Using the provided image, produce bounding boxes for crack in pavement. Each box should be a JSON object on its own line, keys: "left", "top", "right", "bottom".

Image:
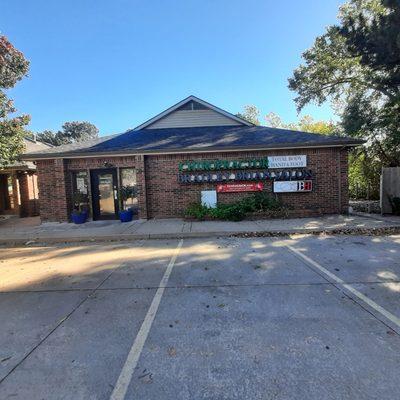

{"left": 1, "top": 280, "right": 400, "bottom": 294}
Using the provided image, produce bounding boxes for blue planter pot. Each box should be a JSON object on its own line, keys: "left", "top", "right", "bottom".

{"left": 71, "top": 212, "right": 87, "bottom": 224}
{"left": 119, "top": 209, "right": 133, "bottom": 223}
{"left": 81, "top": 209, "right": 89, "bottom": 220}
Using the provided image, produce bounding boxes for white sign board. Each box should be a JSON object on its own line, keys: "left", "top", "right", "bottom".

{"left": 76, "top": 178, "right": 87, "bottom": 194}
{"left": 274, "top": 180, "right": 313, "bottom": 193}
{"left": 201, "top": 190, "right": 217, "bottom": 208}
{"left": 268, "top": 155, "right": 307, "bottom": 169}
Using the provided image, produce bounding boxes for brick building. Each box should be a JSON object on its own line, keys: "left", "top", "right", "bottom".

{"left": 1, "top": 137, "right": 51, "bottom": 218}
{"left": 23, "top": 96, "right": 362, "bottom": 222}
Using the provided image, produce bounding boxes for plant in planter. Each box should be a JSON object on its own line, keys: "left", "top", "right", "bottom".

{"left": 71, "top": 191, "right": 89, "bottom": 224}
{"left": 118, "top": 185, "right": 137, "bottom": 222}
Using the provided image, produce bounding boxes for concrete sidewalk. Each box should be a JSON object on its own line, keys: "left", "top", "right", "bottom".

{"left": 0, "top": 213, "right": 400, "bottom": 245}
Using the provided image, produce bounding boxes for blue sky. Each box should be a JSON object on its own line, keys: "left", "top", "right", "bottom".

{"left": 2, "top": 0, "right": 343, "bottom": 136}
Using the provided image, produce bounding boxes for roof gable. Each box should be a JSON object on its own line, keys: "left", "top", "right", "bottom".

{"left": 134, "top": 95, "right": 254, "bottom": 130}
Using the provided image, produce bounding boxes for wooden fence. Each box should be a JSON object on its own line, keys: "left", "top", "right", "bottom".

{"left": 380, "top": 167, "right": 400, "bottom": 214}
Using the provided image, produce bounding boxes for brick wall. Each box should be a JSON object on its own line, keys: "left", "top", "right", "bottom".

{"left": 35, "top": 147, "right": 349, "bottom": 222}
{"left": 36, "top": 160, "right": 68, "bottom": 221}
{"left": 37, "top": 156, "right": 147, "bottom": 221}
{"left": 144, "top": 147, "right": 350, "bottom": 218}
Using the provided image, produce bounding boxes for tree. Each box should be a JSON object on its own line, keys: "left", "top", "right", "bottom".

{"left": 265, "top": 112, "right": 337, "bottom": 135}
{"left": 348, "top": 149, "right": 381, "bottom": 199}
{"left": 288, "top": 0, "right": 400, "bottom": 167}
{"left": 293, "top": 115, "right": 338, "bottom": 135}
{"left": 264, "top": 112, "right": 284, "bottom": 128}
{"left": 61, "top": 121, "right": 99, "bottom": 143}
{"left": 0, "top": 36, "right": 30, "bottom": 167}
{"left": 236, "top": 105, "right": 260, "bottom": 125}
{"left": 35, "top": 130, "right": 66, "bottom": 146}
{"left": 37, "top": 121, "right": 99, "bottom": 146}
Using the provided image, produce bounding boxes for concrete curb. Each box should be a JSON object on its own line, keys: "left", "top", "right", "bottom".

{"left": 1, "top": 225, "right": 400, "bottom": 246}
{"left": 350, "top": 211, "right": 400, "bottom": 224}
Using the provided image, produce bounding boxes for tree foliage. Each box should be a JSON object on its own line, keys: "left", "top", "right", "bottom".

{"left": 236, "top": 105, "right": 260, "bottom": 125}
{"left": 288, "top": 0, "right": 400, "bottom": 167}
{"left": 37, "top": 121, "right": 99, "bottom": 146}
{"left": 237, "top": 105, "right": 338, "bottom": 135}
{"left": 348, "top": 149, "right": 381, "bottom": 199}
{"left": 265, "top": 112, "right": 337, "bottom": 135}
{"left": 0, "top": 35, "right": 30, "bottom": 167}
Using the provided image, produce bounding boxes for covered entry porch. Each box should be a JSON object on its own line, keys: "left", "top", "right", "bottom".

{"left": 0, "top": 169, "right": 39, "bottom": 218}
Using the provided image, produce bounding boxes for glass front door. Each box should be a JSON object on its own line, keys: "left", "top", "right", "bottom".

{"left": 90, "top": 169, "right": 119, "bottom": 220}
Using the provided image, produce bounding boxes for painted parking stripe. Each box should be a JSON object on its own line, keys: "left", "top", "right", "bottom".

{"left": 110, "top": 239, "right": 184, "bottom": 400}
{"left": 286, "top": 244, "right": 400, "bottom": 329}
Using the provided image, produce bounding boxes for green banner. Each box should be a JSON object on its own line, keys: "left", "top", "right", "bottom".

{"left": 178, "top": 158, "right": 269, "bottom": 172}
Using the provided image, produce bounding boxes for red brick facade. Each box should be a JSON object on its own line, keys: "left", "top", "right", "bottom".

{"left": 35, "top": 146, "right": 349, "bottom": 222}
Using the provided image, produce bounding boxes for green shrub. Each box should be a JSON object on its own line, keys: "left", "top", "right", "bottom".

{"left": 209, "top": 203, "right": 246, "bottom": 221}
{"left": 184, "top": 192, "right": 286, "bottom": 221}
{"left": 184, "top": 203, "right": 209, "bottom": 220}
{"left": 252, "top": 192, "right": 282, "bottom": 211}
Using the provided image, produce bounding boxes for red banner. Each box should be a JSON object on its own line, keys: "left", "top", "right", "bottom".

{"left": 217, "top": 182, "right": 263, "bottom": 193}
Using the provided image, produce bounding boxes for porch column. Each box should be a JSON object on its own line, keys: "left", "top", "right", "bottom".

{"left": 11, "top": 172, "right": 20, "bottom": 215}
{"left": 18, "top": 172, "right": 29, "bottom": 217}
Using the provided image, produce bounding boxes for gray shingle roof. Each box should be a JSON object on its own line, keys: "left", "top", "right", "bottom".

{"left": 1, "top": 137, "right": 53, "bottom": 169}
{"left": 22, "top": 126, "right": 363, "bottom": 159}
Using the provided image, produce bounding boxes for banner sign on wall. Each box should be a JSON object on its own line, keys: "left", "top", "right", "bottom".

{"left": 273, "top": 180, "right": 313, "bottom": 193}
{"left": 178, "top": 155, "right": 307, "bottom": 172}
{"left": 178, "top": 168, "right": 312, "bottom": 184}
{"left": 217, "top": 182, "right": 263, "bottom": 193}
{"left": 268, "top": 155, "right": 307, "bottom": 169}
{"left": 178, "top": 158, "right": 269, "bottom": 172}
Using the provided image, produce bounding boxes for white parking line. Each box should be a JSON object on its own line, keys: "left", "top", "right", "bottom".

{"left": 286, "top": 244, "right": 400, "bottom": 329}
{"left": 110, "top": 239, "right": 184, "bottom": 400}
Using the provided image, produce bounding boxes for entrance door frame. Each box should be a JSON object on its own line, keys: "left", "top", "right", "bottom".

{"left": 90, "top": 168, "right": 119, "bottom": 220}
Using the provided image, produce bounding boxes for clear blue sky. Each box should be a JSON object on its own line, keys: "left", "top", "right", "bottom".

{"left": 2, "top": 0, "right": 343, "bottom": 136}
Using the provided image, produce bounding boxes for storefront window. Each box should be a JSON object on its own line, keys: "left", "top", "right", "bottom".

{"left": 7, "top": 175, "right": 14, "bottom": 210}
{"left": 120, "top": 168, "right": 137, "bottom": 211}
{"left": 72, "top": 171, "right": 89, "bottom": 211}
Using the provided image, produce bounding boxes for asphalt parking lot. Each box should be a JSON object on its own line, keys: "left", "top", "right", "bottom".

{"left": 0, "top": 235, "right": 399, "bottom": 400}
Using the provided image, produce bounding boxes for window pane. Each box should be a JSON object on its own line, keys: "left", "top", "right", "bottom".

{"left": 120, "top": 168, "right": 137, "bottom": 211}
{"left": 72, "top": 171, "right": 89, "bottom": 212}
{"left": 121, "top": 168, "right": 136, "bottom": 186}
